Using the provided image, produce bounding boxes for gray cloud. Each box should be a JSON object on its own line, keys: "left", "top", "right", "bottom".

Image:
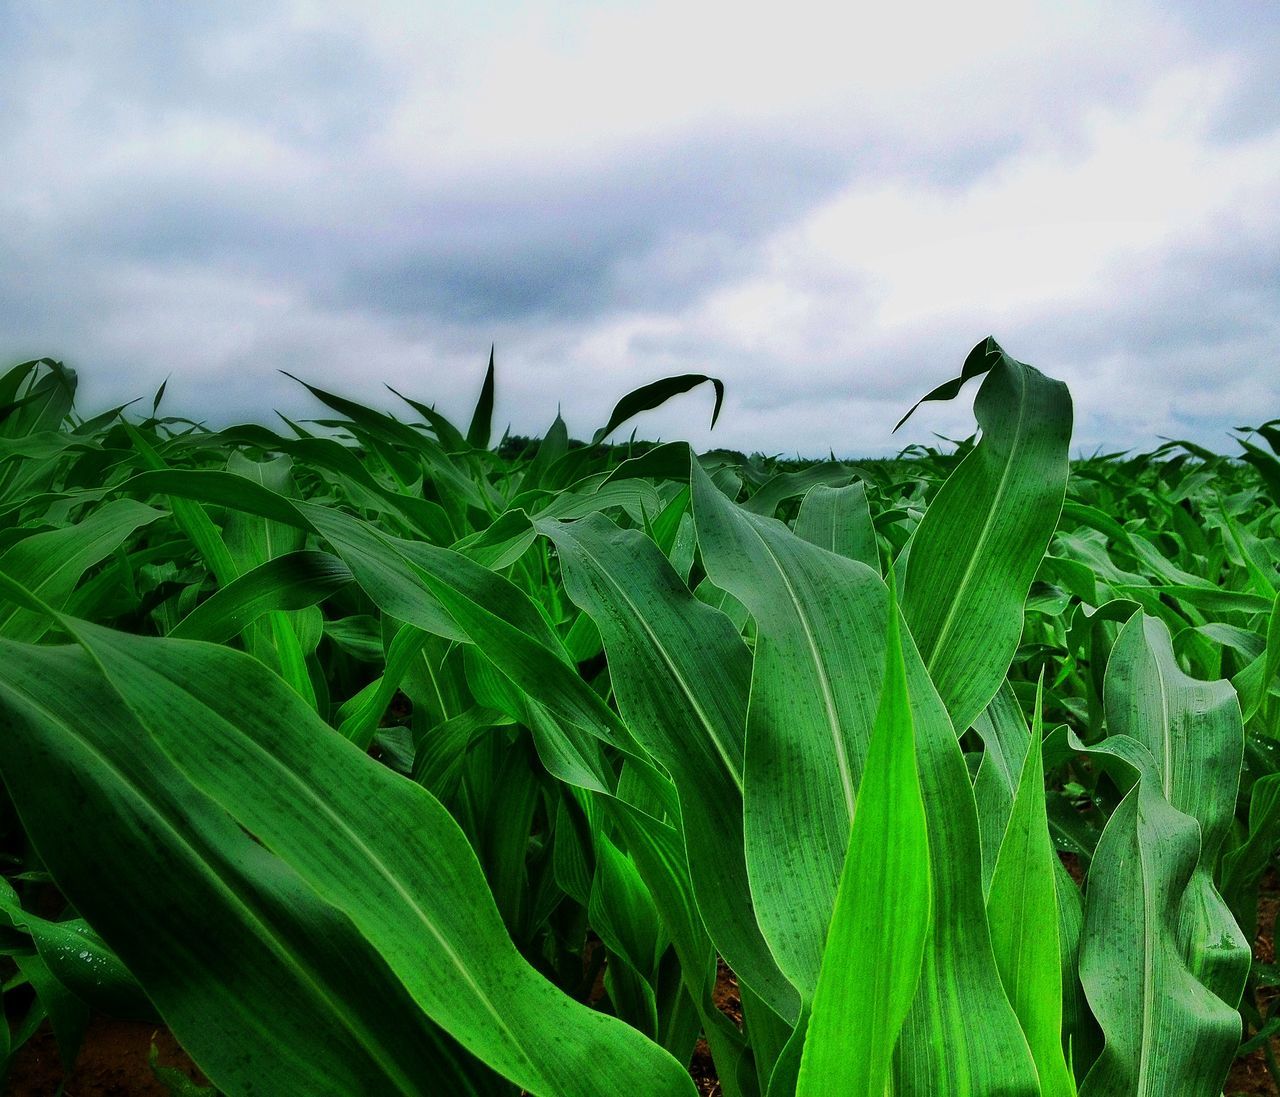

{"left": 0, "top": 1, "right": 1276, "bottom": 458}
{"left": 0, "top": 2, "right": 396, "bottom": 148}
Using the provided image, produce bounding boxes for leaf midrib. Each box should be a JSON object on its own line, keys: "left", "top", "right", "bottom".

{"left": 918, "top": 367, "right": 1031, "bottom": 684}
{"left": 738, "top": 514, "right": 855, "bottom": 820}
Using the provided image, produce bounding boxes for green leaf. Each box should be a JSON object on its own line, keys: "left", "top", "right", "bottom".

{"left": 592, "top": 374, "right": 724, "bottom": 445}
{"left": 1103, "top": 614, "right": 1250, "bottom": 1006}
{"left": 0, "top": 630, "right": 502, "bottom": 1095}
{"left": 692, "top": 458, "right": 876, "bottom": 991}
{"left": 901, "top": 337, "right": 1072, "bottom": 732}
{"left": 793, "top": 482, "right": 878, "bottom": 571}
{"left": 1078, "top": 772, "right": 1241, "bottom": 1097}
{"left": 0, "top": 498, "right": 163, "bottom": 641}
{"left": 169, "top": 550, "right": 352, "bottom": 643}
{"left": 743, "top": 464, "right": 859, "bottom": 519}
{"left": 1075, "top": 612, "right": 1250, "bottom": 1095}
{"left": 972, "top": 684, "right": 1090, "bottom": 1063}
{"left": 1221, "top": 773, "right": 1280, "bottom": 934}
{"left": 691, "top": 461, "right": 1039, "bottom": 1094}
{"left": 123, "top": 422, "right": 242, "bottom": 588}
{"left": 985, "top": 682, "right": 1075, "bottom": 1097}
{"left": 468, "top": 346, "right": 497, "bottom": 449}
{"left": 796, "top": 581, "right": 931, "bottom": 1095}
{"left": 149, "top": 1039, "right": 217, "bottom": 1097}
{"left": 0, "top": 877, "right": 150, "bottom": 1018}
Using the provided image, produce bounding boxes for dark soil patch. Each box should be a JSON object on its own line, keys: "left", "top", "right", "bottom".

{"left": 691, "top": 959, "right": 743, "bottom": 1096}
{"left": 1229, "top": 1050, "right": 1279, "bottom": 1097}
{"left": 689, "top": 1042, "right": 721, "bottom": 1097}
{"left": 711, "top": 958, "right": 743, "bottom": 1028}
{"left": 1226, "top": 869, "right": 1279, "bottom": 1096}
{"left": 5, "top": 1016, "right": 209, "bottom": 1096}
{"left": 1059, "top": 850, "right": 1086, "bottom": 886}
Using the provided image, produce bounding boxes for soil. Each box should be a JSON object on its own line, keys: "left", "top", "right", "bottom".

{"left": 1227, "top": 870, "right": 1280, "bottom": 1096}
{"left": 1059, "top": 850, "right": 1086, "bottom": 886}
{"left": 4, "top": 1016, "right": 209, "bottom": 1096}
{"left": 690, "top": 959, "right": 743, "bottom": 1097}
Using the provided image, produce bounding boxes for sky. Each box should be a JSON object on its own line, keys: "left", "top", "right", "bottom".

{"left": 1, "top": 0, "right": 1277, "bottom": 456}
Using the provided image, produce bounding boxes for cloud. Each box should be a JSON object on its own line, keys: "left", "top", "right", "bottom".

{"left": 0, "top": 0, "right": 1276, "bottom": 456}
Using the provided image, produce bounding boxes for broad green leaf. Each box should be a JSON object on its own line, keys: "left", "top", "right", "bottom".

{"left": 1116, "top": 583, "right": 1273, "bottom": 617}
{"left": 902, "top": 337, "right": 1072, "bottom": 732}
{"left": 169, "top": 550, "right": 352, "bottom": 643}
{"left": 0, "top": 877, "right": 149, "bottom": 1018}
{"left": 973, "top": 684, "right": 1090, "bottom": 1068}
{"left": 0, "top": 630, "right": 503, "bottom": 1096}
{"left": 692, "top": 459, "right": 876, "bottom": 989}
{"left": 1103, "top": 614, "right": 1250, "bottom": 1006}
{"left": 985, "top": 684, "right": 1076, "bottom": 1097}
{"left": 743, "top": 464, "right": 859, "bottom": 518}
{"left": 793, "top": 482, "right": 878, "bottom": 571}
{"left": 1078, "top": 770, "right": 1242, "bottom": 1097}
{"left": 1076, "top": 613, "right": 1250, "bottom": 1095}
{"left": 796, "top": 588, "right": 930, "bottom": 1096}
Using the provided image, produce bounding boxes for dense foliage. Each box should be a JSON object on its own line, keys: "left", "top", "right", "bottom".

{"left": 0, "top": 341, "right": 1276, "bottom": 1096}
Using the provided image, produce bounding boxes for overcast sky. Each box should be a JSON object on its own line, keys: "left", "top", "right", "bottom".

{"left": 2, "top": 1, "right": 1277, "bottom": 456}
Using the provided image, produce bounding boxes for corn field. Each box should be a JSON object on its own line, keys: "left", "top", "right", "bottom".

{"left": 0, "top": 338, "right": 1277, "bottom": 1096}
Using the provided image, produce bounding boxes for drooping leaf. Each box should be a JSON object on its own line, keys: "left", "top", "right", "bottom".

{"left": 901, "top": 338, "right": 1072, "bottom": 733}
{"left": 592, "top": 374, "right": 724, "bottom": 445}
